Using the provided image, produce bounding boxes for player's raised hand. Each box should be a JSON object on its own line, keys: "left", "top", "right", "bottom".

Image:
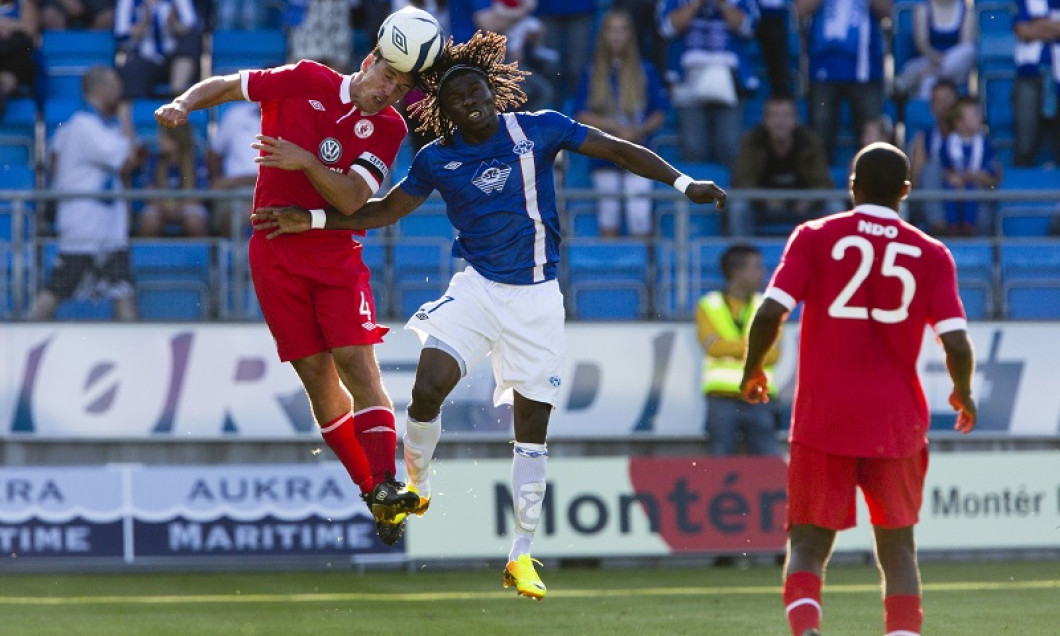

{"left": 154, "top": 101, "right": 189, "bottom": 128}
{"left": 949, "top": 390, "right": 977, "bottom": 434}
{"left": 686, "top": 181, "right": 727, "bottom": 210}
{"left": 252, "top": 135, "right": 315, "bottom": 171}
{"left": 252, "top": 206, "right": 313, "bottom": 239}
{"left": 741, "top": 369, "right": 770, "bottom": 404}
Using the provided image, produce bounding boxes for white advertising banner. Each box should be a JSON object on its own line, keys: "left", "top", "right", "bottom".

{"left": 409, "top": 452, "right": 1060, "bottom": 559}
{"left": 0, "top": 323, "right": 1057, "bottom": 439}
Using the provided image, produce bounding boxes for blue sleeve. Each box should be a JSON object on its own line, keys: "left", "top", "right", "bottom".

{"left": 399, "top": 146, "right": 436, "bottom": 198}
{"left": 528, "top": 110, "right": 590, "bottom": 152}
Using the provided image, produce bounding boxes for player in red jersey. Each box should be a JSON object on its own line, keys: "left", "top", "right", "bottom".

{"left": 741, "top": 143, "right": 977, "bottom": 636}
{"left": 154, "top": 42, "right": 424, "bottom": 544}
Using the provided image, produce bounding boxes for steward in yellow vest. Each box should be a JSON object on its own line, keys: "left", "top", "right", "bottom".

{"left": 695, "top": 244, "right": 781, "bottom": 455}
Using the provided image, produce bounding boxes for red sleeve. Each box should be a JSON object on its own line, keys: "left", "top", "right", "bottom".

{"left": 241, "top": 60, "right": 318, "bottom": 104}
{"left": 350, "top": 110, "right": 407, "bottom": 192}
{"left": 928, "top": 245, "right": 966, "bottom": 329}
{"left": 766, "top": 223, "right": 813, "bottom": 310}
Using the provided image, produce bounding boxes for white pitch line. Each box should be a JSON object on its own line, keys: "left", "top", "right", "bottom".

{"left": 0, "top": 580, "right": 1056, "bottom": 606}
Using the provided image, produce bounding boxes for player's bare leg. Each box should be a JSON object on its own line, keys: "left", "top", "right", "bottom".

{"left": 784, "top": 524, "right": 835, "bottom": 636}
{"left": 874, "top": 525, "right": 923, "bottom": 635}
{"left": 503, "top": 393, "right": 550, "bottom": 600}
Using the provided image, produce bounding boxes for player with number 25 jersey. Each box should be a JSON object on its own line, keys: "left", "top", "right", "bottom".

{"left": 765, "top": 201, "right": 965, "bottom": 458}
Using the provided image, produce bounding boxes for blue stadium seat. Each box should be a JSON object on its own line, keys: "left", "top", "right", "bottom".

{"left": 978, "top": 2, "right": 1017, "bottom": 73}
{"left": 568, "top": 204, "right": 599, "bottom": 237}
{"left": 0, "top": 143, "right": 30, "bottom": 166}
{"left": 211, "top": 29, "right": 288, "bottom": 75}
{"left": 43, "top": 98, "right": 84, "bottom": 140}
{"left": 132, "top": 241, "right": 214, "bottom": 320}
{"left": 1004, "top": 281, "right": 1060, "bottom": 319}
{"left": 1000, "top": 240, "right": 1060, "bottom": 280}
{"left": 39, "top": 30, "right": 116, "bottom": 102}
{"left": 959, "top": 280, "right": 992, "bottom": 320}
{"left": 137, "top": 284, "right": 208, "bottom": 320}
{"left": 999, "top": 208, "right": 1059, "bottom": 236}
{"left": 566, "top": 240, "right": 649, "bottom": 320}
{"left": 1001, "top": 167, "right": 1060, "bottom": 191}
{"left": 392, "top": 238, "right": 452, "bottom": 317}
{"left": 397, "top": 209, "right": 453, "bottom": 238}
{"left": 657, "top": 207, "right": 722, "bottom": 239}
{"left": 54, "top": 298, "right": 115, "bottom": 320}
{"left": 0, "top": 98, "right": 37, "bottom": 161}
{"left": 0, "top": 164, "right": 35, "bottom": 244}
{"left": 903, "top": 99, "right": 933, "bottom": 137}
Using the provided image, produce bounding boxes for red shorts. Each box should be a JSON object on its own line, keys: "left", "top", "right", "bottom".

{"left": 786, "top": 442, "right": 928, "bottom": 531}
{"left": 249, "top": 231, "right": 388, "bottom": 362}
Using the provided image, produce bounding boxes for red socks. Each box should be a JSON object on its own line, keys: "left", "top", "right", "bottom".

{"left": 320, "top": 413, "right": 373, "bottom": 495}
{"left": 884, "top": 594, "right": 922, "bottom": 635}
{"left": 783, "top": 571, "right": 822, "bottom": 636}
{"left": 353, "top": 407, "right": 398, "bottom": 486}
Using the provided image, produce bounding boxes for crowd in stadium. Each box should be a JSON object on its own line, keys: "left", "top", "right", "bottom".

{"left": 2, "top": 0, "right": 1060, "bottom": 321}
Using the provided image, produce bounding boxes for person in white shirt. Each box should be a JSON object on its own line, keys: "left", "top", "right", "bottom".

{"left": 207, "top": 100, "right": 260, "bottom": 237}
{"left": 30, "top": 66, "right": 142, "bottom": 321}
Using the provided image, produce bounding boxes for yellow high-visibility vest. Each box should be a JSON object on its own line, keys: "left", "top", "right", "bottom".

{"left": 700, "top": 291, "right": 776, "bottom": 395}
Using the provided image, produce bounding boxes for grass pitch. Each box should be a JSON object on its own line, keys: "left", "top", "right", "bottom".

{"left": 0, "top": 560, "right": 1056, "bottom": 635}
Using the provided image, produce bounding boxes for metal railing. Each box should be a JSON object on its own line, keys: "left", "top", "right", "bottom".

{"left": 2, "top": 186, "right": 1059, "bottom": 321}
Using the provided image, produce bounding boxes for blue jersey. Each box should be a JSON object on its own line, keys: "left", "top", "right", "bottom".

{"left": 399, "top": 111, "right": 590, "bottom": 285}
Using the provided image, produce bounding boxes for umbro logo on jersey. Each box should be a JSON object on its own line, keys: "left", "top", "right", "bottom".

{"left": 308, "top": 100, "right": 325, "bottom": 111}
{"left": 319, "top": 137, "right": 342, "bottom": 164}
{"left": 444, "top": 161, "right": 462, "bottom": 170}
{"left": 362, "top": 321, "right": 377, "bottom": 330}
{"left": 472, "top": 159, "right": 511, "bottom": 194}
{"left": 513, "top": 139, "right": 535, "bottom": 155}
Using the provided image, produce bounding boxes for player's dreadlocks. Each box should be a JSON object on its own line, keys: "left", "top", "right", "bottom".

{"left": 411, "top": 31, "right": 529, "bottom": 145}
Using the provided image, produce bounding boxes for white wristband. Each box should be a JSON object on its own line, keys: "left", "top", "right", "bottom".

{"left": 309, "top": 208, "right": 326, "bottom": 230}
{"left": 673, "top": 174, "right": 693, "bottom": 194}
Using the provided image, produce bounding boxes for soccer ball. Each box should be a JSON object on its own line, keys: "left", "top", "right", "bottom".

{"left": 376, "top": 7, "right": 444, "bottom": 74}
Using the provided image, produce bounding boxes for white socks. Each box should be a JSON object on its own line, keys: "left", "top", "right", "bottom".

{"left": 509, "top": 442, "right": 548, "bottom": 562}
{"left": 403, "top": 414, "right": 441, "bottom": 496}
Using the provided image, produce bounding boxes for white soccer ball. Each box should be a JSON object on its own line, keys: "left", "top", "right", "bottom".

{"left": 376, "top": 7, "right": 444, "bottom": 74}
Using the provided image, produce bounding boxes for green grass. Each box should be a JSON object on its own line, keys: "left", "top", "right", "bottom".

{"left": 0, "top": 560, "right": 1056, "bottom": 635}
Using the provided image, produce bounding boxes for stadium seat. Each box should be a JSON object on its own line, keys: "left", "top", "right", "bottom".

{"left": 657, "top": 206, "right": 722, "bottom": 239}
{"left": 137, "top": 282, "right": 209, "bottom": 320}
{"left": 1004, "top": 280, "right": 1060, "bottom": 319}
{"left": 999, "top": 208, "right": 1059, "bottom": 236}
{"left": 568, "top": 204, "right": 599, "bottom": 237}
{"left": 392, "top": 238, "right": 452, "bottom": 317}
{"left": 959, "top": 280, "right": 993, "bottom": 320}
{"left": 892, "top": 1, "right": 918, "bottom": 73}
{"left": 43, "top": 98, "right": 84, "bottom": 140}
{"left": 1000, "top": 240, "right": 1060, "bottom": 280}
{"left": 903, "top": 99, "right": 933, "bottom": 137}
{"left": 977, "top": 2, "right": 1017, "bottom": 73}
{"left": 0, "top": 164, "right": 35, "bottom": 244}
{"left": 39, "top": 30, "right": 116, "bottom": 103}
{"left": 0, "top": 97, "right": 37, "bottom": 161}
{"left": 131, "top": 241, "right": 214, "bottom": 319}
{"left": 566, "top": 240, "right": 649, "bottom": 320}
{"left": 211, "top": 29, "right": 288, "bottom": 75}
{"left": 397, "top": 209, "right": 453, "bottom": 238}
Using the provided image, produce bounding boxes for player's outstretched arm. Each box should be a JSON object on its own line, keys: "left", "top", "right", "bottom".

{"left": 940, "top": 330, "right": 977, "bottom": 433}
{"left": 253, "top": 184, "right": 427, "bottom": 238}
{"left": 155, "top": 74, "right": 244, "bottom": 128}
{"left": 576, "top": 128, "right": 726, "bottom": 210}
{"left": 741, "top": 298, "right": 787, "bottom": 403}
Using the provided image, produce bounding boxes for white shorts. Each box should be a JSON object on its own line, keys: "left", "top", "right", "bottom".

{"left": 404, "top": 266, "right": 566, "bottom": 407}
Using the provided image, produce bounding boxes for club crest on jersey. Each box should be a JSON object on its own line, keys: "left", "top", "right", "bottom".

{"left": 355, "top": 120, "right": 374, "bottom": 139}
{"left": 472, "top": 159, "right": 511, "bottom": 194}
{"left": 318, "top": 137, "right": 342, "bottom": 164}
{"left": 513, "top": 139, "right": 535, "bottom": 155}
{"left": 308, "top": 99, "right": 325, "bottom": 111}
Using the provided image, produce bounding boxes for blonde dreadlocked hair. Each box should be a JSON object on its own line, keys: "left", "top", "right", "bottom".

{"left": 411, "top": 31, "right": 529, "bottom": 145}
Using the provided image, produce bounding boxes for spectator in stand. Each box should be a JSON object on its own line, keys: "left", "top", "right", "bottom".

{"left": 798, "top": 0, "right": 890, "bottom": 164}
{"left": 611, "top": 0, "right": 667, "bottom": 78}
{"left": 114, "top": 0, "right": 202, "bottom": 99}
{"left": 755, "top": 0, "right": 793, "bottom": 98}
{"left": 893, "top": 0, "right": 976, "bottom": 100}
{"left": 138, "top": 123, "right": 210, "bottom": 237}
{"left": 908, "top": 79, "right": 958, "bottom": 233}
{"left": 448, "top": 0, "right": 555, "bottom": 109}
{"left": 287, "top": 0, "right": 352, "bottom": 73}
{"left": 208, "top": 100, "right": 260, "bottom": 237}
{"left": 659, "top": 0, "right": 759, "bottom": 167}
{"left": 940, "top": 97, "right": 1002, "bottom": 236}
{"left": 573, "top": 9, "right": 669, "bottom": 238}
{"left": 30, "top": 67, "right": 142, "bottom": 321}
{"left": 860, "top": 114, "right": 894, "bottom": 146}
{"left": 1013, "top": 0, "right": 1060, "bottom": 167}
{"left": 0, "top": 0, "right": 37, "bottom": 117}
{"left": 39, "top": 0, "right": 114, "bottom": 29}
{"left": 728, "top": 96, "right": 836, "bottom": 236}
{"left": 533, "top": 0, "right": 595, "bottom": 107}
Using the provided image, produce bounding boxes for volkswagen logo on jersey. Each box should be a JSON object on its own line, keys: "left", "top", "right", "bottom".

{"left": 355, "top": 120, "right": 374, "bottom": 139}
{"left": 513, "top": 139, "right": 535, "bottom": 155}
{"left": 472, "top": 159, "right": 511, "bottom": 194}
{"left": 318, "top": 137, "right": 342, "bottom": 164}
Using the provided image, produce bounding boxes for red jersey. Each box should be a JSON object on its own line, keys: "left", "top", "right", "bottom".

{"left": 239, "top": 59, "right": 406, "bottom": 238}
{"left": 766, "top": 204, "right": 966, "bottom": 458}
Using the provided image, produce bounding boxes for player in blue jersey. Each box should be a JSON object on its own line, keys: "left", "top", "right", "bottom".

{"left": 253, "top": 31, "right": 726, "bottom": 599}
